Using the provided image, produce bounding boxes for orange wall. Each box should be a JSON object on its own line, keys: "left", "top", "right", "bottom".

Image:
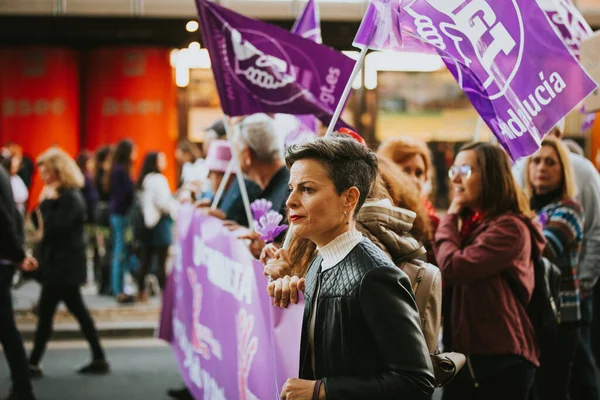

{"left": 84, "top": 47, "right": 178, "bottom": 189}
{"left": 591, "top": 112, "right": 600, "bottom": 169}
{"left": 0, "top": 48, "right": 80, "bottom": 209}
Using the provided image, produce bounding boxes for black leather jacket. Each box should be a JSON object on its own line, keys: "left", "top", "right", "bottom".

{"left": 300, "top": 239, "right": 435, "bottom": 400}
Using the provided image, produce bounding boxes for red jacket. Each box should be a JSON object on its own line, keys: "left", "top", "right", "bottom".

{"left": 434, "top": 213, "right": 545, "bottom": 366}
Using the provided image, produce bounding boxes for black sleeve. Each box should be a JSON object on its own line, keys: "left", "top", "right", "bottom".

{"left": 0, "top": 197, "right": 26, "bottom": 263}
{"left": 324, "top": 266, "right": 435, "bottom": 400}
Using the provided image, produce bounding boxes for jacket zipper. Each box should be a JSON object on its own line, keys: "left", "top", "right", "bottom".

{"left": 466, "top": 357, "right": 480, "bottom": 388}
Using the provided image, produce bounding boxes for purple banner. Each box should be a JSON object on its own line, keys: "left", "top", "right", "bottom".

{"left": 195, "top": 0, "right": 355, "bottom": 129}
{"left": 159, "top": 205, "right": 304, "bottom": 399}
{"left": 354, "top": 0, "right": 598, "bottom": 160}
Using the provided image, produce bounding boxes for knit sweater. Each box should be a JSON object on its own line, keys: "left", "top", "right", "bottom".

{"left": 534, "top": 197, "right": 584, "bottom": 323}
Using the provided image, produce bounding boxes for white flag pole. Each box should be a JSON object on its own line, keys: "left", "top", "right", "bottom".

{"left": 324, "top": 44, "right": 368, "bottom": 137}
{"left": 473, "top": 117, "right": 484, "bottom": 142}
{"left": 223, "top": 116, "right": 254, "bottom": 229}
{"left": 210, "top": 160, "right": 234, "bottom": 210}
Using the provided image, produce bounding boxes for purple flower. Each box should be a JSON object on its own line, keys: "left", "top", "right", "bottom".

{"left": 256, "top": 210, "right": 288, "bottom": 243}
{"left": 250, "top": 199, "right": 273, "bottom": 222}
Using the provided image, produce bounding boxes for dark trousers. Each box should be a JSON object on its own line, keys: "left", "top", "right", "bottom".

{"left": 29, "top": 285, "right": 105, "bottom": 365}
{"left": 137, "top": 245, "right": 169, "bottom": 292}
{"left": 0, "top": 265, "right": 32, "bottom": 393}
{"left": 535, "top": 323, "right": 579, "bottom": 400}
{"left": 442, "top": 355, "right": 536, "bottom": 400}
{"left": 592, "top": 284, "right": 600, "bottom": 367}
{"left": 571, "top": 296, "right": 600, "bottom": 400}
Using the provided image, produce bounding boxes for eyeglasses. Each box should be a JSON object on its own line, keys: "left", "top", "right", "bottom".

{"left": 448, "top": 165, "right": 472, "bottom": 180}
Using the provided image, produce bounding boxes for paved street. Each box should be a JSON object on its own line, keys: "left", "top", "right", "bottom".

{"left": 0, "top": 339, "right": 183, "bottom": 400}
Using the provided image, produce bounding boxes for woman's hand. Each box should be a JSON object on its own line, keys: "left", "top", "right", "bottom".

{"left": 260, "top": 243, "right": 280, "bottom": 264}
{"left": 39, "top": 183, "right": 59, "bottom": 202}
{"left": 267, "top": 275, "right": 305, "bottom": 308}
{"left": 447, "top": 196, "right": 466, "bottom": 216}
{"left": 238, "top": 231, "right": 266, "bottom": 259}
{"left": 264, "top": 248, "right": 292, "bottom": 280}
{"left": 280, "top": 379, "right": 324, "bottom": 400}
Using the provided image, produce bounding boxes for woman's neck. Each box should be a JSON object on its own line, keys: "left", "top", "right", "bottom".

{"left": 313, "top": 222, "right": 355, "bottom": 249}
{"left": 531, "top": 187, "right": 562, "bottom": 211}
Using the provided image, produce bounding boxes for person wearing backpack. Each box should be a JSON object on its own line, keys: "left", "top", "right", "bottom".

{"left": 525, "top": 137, "right": 585, "bottom": 400}
{"left": 435, "top": 143, "right": 544, "bottom": 400}
{"left": 136, "top": 152, "right": 178, "bottom": 303}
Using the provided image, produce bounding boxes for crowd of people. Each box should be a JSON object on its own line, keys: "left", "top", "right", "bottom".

{"left": 1, "top": 113, "right": 600, "bottom": 400}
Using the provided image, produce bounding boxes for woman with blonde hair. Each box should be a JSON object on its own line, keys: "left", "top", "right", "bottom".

{"left": 525, "top": 137, "right": 583, "bottom": 400}
{"left": 28, "top": 148, "right": 109, "bottom": 377}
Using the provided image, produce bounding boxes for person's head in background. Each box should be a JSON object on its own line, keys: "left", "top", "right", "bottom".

{"left": 205, "top": 140, "right": 234, "bottom": 194}
{"left": 112, "top": 139, "right": 136, "bottom": 173}
{"left": 175, "top": 139, "right": 202, "bottom": 167}
{"left": 95, "top": 146, "right": 113, "bottom": 172}
{"left": 377, "top": 137, "right": 432, "bottom": 196}
{"left": 562, "top": 139, "right": 585, "bottom": 157}
{"left": 202, "top": 119, "right": 227, "bottom": 157}
{"left": 595, "top": 149, "right": 600, "bottom": 171}
{"left": 450, "top": 142, "right": 531, "bottom": 219}
{"left": 3, "top": 143, "right": 23, "bottom": 176}
{"left": 233, "top": 113, "right": 285, "bottom": 188}
{"left": 137, "top": 152, "right": 167, "bottom": 189}
{"left": 37, "top": 147, "right": 84, "bottom": 190}
{"left": 0, "top": 148, "right": 12, "bottom": 174}
{"left": 76, "top": 150, "right": 95, "bottom": 177}
{"left": 525, "top": 137, "right": 576, "bottom": 200}
{"left": 373, "top": 156, "right": 432, "bottom": 243}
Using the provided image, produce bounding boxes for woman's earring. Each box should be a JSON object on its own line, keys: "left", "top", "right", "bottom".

{"left": 343, "top": 210, "right": 348, "bottom": 217}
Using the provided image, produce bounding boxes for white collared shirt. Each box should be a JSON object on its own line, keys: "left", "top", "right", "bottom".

{"left": 317, "top": 229, "right": 363, "bottom": 272}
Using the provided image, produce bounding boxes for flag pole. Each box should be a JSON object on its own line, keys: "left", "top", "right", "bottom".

{"left": 324, "top": 44, "right": 368, "bottom": 136}
{"left": 210, "top": 160, "right": 234, "bottom": 210}
{"left": 222, "top": 116, "right": 255, "bottom": 229}
{"left": 473, "top": 117, "right": 484, "bottom": 142}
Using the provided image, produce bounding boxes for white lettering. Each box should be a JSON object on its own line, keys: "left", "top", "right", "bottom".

{"left": 494, "top": 70, "right": 568, "bottom": 140}
{"left": 193, "top": 236, "right": 254, "bottom": 305}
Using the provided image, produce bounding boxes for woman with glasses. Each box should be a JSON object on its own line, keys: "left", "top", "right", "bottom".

{"left": 525, "top": 138, "right": 583, "bottom": 400}
{"left": 435, "top": 143, "right": 543, "bottom": 400}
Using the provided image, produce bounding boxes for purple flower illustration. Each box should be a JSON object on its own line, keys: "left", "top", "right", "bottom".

{"left": 250, "top": 199, "right": 273, "bottom": 222}
{"left": 256, "top": 211, "right": 288, "bottom": 243}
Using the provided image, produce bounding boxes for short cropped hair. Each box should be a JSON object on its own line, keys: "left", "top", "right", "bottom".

{"left": 234, "top": 113, "right": 284, "bottom": 163}
{"left": 285, "top": 135, "right": 378, "bottom": 216}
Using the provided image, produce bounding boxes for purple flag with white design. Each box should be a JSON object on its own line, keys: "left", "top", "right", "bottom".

{"left": 537, "top": 0, "right": 593, "bottom": 58}
{"left": 287, "top": 0, "right": 322, "bottom": 145}
{"left": 354, "top": 0, "right": 598, "bottom": 160}
{"left": 195, "top": 0, "right": 355, "bottom": 129}
{"left": 292, "top": 0, "right": 322, "bottom": 44}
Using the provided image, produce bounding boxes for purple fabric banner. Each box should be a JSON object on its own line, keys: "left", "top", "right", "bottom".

{"left": 159, "top": 205, "right": 304, "bottom": 399}
{"left": 195, "top": 0, "right": 355, "bottom": 129}
{"left": 354, "top": 0, "right": 598, "bottom": 160}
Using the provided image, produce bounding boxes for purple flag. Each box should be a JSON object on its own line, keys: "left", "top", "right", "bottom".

{"left": 292, "top": 0, "right": 322, "bottom": 44}
{"left": 537, "top": 0, "right": 593, "bottom": 58}
{"left": 354, "top": 0, "right": 598, "bottom": 160}
{"left": 196, "top": 0, "right": 355, "bottom": 129}
{"left": 159, "top": 205, "right": 304, "bottom": 399}
{"left": 582, "top": 112, "right": 596, "bottom": 132}
{"left": 288, "top": 0, "right": 322, "bottom": 144}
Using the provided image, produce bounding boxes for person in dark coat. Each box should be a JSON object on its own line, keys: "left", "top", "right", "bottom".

{"left": 28, "top": 148, "right": 109, "bottom": 377}
{"left": 268, "top": 136, "right": 435, "bottom": 400}
{"left": 0, "top": 164, "right": 38, "bottom": 400}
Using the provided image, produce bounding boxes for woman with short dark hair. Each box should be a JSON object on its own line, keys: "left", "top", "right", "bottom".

{"left": 435, "top": 143, "right": 542, "bottom": 400}
{"left": 269, "top": 136, "right": 435, "bottom": 400}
